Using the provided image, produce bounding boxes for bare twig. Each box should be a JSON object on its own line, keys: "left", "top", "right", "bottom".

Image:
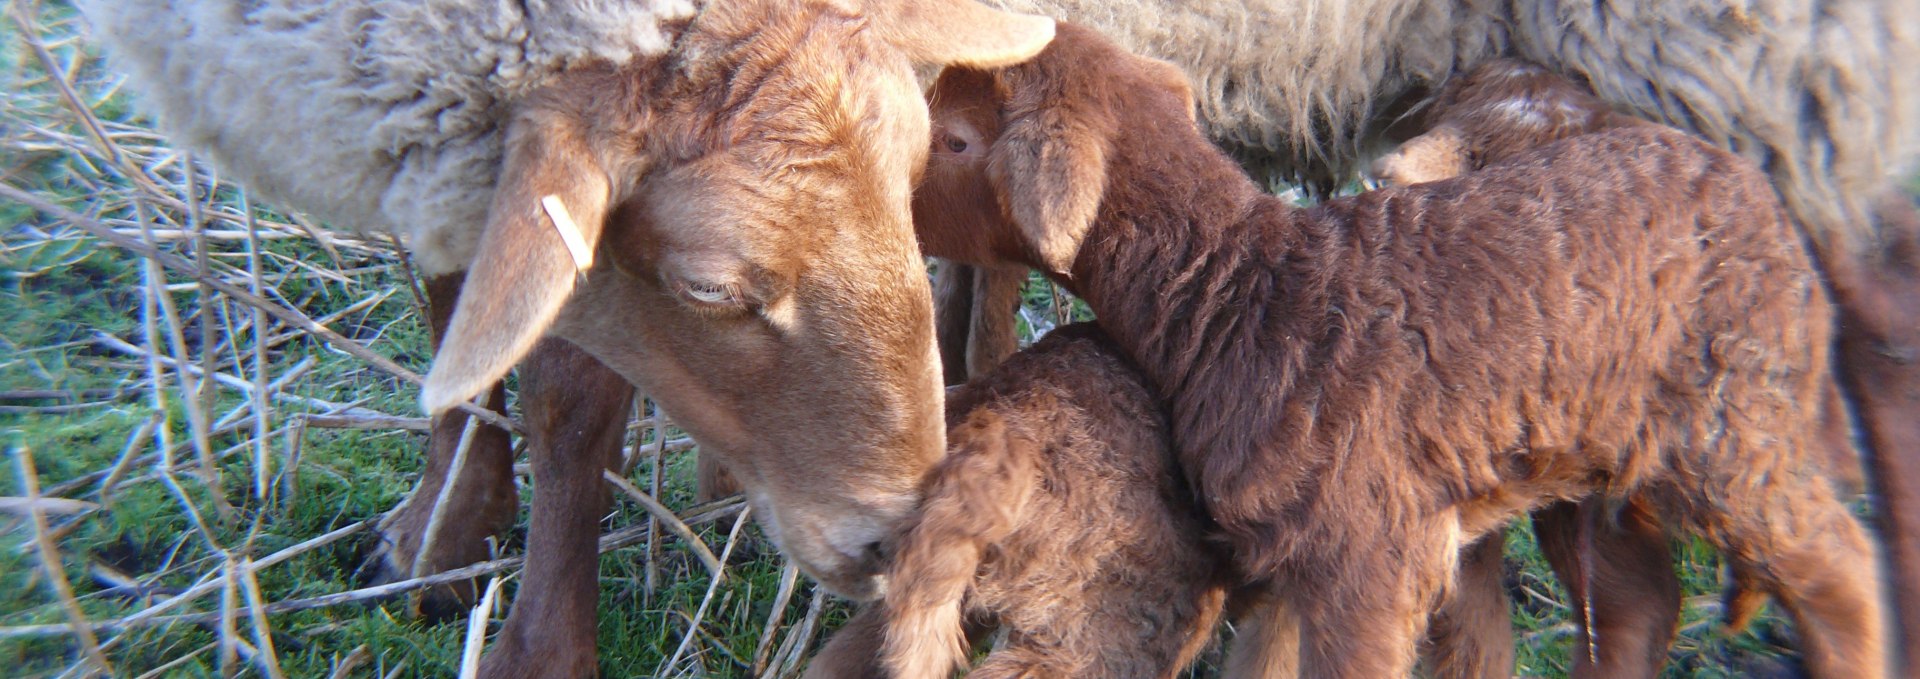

{"left": 326, "top": 645, "right": 372, "bottom": 679}
{"left": 768, "top": 587, "right": 829, "bottom": 679}
{"left": 0, "top": 497, "right": 99, "bottom": 516}
{"left": 664, "top": 506, "right": 752, "bottom": 673}
{"left": 242, "top": 189, "right": 274, "bottom": 503}
{"left": 301, "top": 414, "right": 432, "bottom": 431}
{"left": 604, "top": 470, "right": 724, "bottom": 579}
{"left": 751, "top": 560, "right": 801, "bottom": 675}
{"left": 238, "top": 556, "right": 288, "bottom": 679}
{"left": 0, "top": 502, "right": 748, "bottom": 638}
{"left": 457, "top": 577, "right": 507, "bottom": 679}
{"left": 14, "top": 444, "right": 114, "bottom": 676}
{"left": 0, "top": 182, "right": 520, "bottom": 433}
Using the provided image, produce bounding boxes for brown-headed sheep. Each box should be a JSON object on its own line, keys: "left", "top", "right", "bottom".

{"left": 911, "top": 23, "right": 1885, "bottom": 678}
{"left": 803, "top": 322, "right": 1228, "bottom": 679}
{"left": 73, "top": 1, "right": 1059, "bottom": 676}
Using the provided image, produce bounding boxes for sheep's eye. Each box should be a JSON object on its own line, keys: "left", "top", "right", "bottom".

{"left": 677, "top": 279, "right": 745, "bottom": 312}
{"left": 943, "top": 135, "right": 968, "bottom": 153}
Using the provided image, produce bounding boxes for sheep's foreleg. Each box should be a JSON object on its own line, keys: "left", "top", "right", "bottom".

{"left": 478, "top": 338, "right": 634, "bottom": 679}
{"left": 364, "top": 274, "right": 518, "bottom": 618}
{"left": 1294, "top": 557, "right": 1439, "bottom": 679}
{"left": 1830, "top": 193, "right": 1920, "bottom": 677}
{"left": 1220, "top": 589, "right": 1302, "bottom": 678}
{"left": 1420, "top": 533, "right": 1516, "bottom": 679}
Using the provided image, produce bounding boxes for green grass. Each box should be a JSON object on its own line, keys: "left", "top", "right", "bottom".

{"left": 0, "top": 1, "right": 1836, "bottom": 677}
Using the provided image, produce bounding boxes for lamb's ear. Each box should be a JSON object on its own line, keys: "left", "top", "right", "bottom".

{"left": 872, "top": 0, "right": 1055, "bottom": 68}
{"left": 988, "top": 104, "right": 1109, "bottom": 274}
{"left": 1369, "top": 124, "right": 1468, "bottom": 186}
{"left": 420, "top": 114, "right": 611, "bottom": 414}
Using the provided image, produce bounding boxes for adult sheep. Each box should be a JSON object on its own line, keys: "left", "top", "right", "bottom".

{"left": 932, "top": 1, "right": 1920, "bottom": 674}
{"left": 73, "top": 0, "right": 1056, "bottom": 676}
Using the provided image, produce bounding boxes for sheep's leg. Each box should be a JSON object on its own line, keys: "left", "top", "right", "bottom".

{"left": 968, "top": 648, "right": 1069, "bottom": 679}
{"left": 694, "top": 454, "right": 742, "bottom": 502}
{"left": 1701, "top": 473, "right": 1887, "bottom": 679}
{"left": 1220, "top": 590, "right": 1302, "bottom": 678}
{"left": 1829, "top": 194, "right": 1920, "bottom": 675}
{"left": 806, "top": 605, "right": 1003, "bottom": 678}
{"left": 933, "top": 260, "right": 1028, "bottom": 386}
{"left": 800, "top": 605, "right": 892, "bottom": 679}
{"left": 1295, "top": 550, "right": 1445, "bottom": 679}
{"left": 934, "top": 260, "right": 979, "bottom": 385}
{"left": 966, "top": 264, "right": 1027, "bottom": 377}
{"left": 1533, "top": 499, "right": 1678, "bottom": 679}
{"left": 478, "top": 338, "right": 634, "bottom": 679}
{"left": 363, "top": 273, "right": 518, "bottom": 617}
{"left": 1420, "top": 533, "right": 1516, "bottom": 679}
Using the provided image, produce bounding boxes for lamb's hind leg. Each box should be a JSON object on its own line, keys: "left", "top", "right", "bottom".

{"left": 1701, "top": 470, "right": 1887, "bottom": 678}
{"left": 363, "top": 273, "right": 517, "bottom": 617}
{"left": 1421, "top": 533, "right": 1517, "bottom": 679}
{"left": 1533, "top": 499, "right": 1679, "bottom": 679}
{"left": 1295, "top": 533, "right": 1454, "bottom": 679}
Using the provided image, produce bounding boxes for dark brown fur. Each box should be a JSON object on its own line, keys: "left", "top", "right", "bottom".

{"left": 1377, "top": 60, "right": 1876, "bottom": 679}
{"left": 808, "top": 323, "right": 1228, "bottom": 678}
{"left": 912, "top": 24, "right": 1885, "bottom": 678}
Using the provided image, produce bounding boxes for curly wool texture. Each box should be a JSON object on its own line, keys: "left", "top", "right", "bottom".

{"left": 994, "top": 0, "right": 1919, "bottom": 257}
{"left": 78, "top": 0, "right": 700, "bottom": 274}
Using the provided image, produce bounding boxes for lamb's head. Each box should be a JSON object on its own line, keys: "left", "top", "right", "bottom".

{"left": 914, "top": 22, "right": 1195, "bottom": 277}
{"left": 1371, "top": 58, "right": 1621, "bottom": 185}
{"left": 421, "top": 0, "right": 1055, "bottom": 600}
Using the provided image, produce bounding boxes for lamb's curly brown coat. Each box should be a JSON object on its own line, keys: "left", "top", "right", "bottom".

{"left": 1370, "top": 58, "right": 1877, "bottom": 677}
{"left": 912, "top": 24, "right": 1885, "bottom": 678}
{"left": 803, "top": 323, "right": 1227, "bottom": 679}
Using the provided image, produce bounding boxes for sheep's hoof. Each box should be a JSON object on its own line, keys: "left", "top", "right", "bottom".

{"left": 356, "top": 498, "right": 514, "bottom": 621}
{"left": 477, "top": 631, "right": 599, "bottom": 679}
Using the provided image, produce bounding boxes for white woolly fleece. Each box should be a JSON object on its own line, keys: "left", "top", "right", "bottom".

{"left": 79, "top": 0, "right": 701, "bottom": 275}
{"left": 997, "top": 0, "right": 1919, "bottom": 257}
{"left": 82, "top": 0, "right": 1918, "bottom": 264}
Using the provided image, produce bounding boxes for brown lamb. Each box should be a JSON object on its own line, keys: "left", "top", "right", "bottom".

{"left": 1374, "top": 57, "right": 1873, "bottom": 673}
{"left": 803, "top": 322, "right": 1227, "bottom": 679}
{"left": 910, "top": 23, "right": 1886, "bottom": 678}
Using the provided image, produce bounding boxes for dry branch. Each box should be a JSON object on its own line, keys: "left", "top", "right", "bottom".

{"left": 0, "top": 182, "right": 520, "bottom": 434}
{"left": 0, "top": 499, "right": 748, "bottom": 638}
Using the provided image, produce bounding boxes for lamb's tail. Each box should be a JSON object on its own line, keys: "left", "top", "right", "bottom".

{"left": 882, "top": 410, "right": 1041, "bottom": 679}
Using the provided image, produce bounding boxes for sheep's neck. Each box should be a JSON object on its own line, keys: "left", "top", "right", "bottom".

{"left": 1061, "top": 133, "right": 1344, "bottom": 550}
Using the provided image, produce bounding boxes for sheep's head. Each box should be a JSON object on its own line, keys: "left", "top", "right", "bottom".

{"left": 1372, "top": 59, "right": 1622, "bottom": 185}
{"left": 420, "top": 0, "right": 1055, "bottom": 600}
{"left": 914, "top": 22, "right": 1194, "bottom": 277}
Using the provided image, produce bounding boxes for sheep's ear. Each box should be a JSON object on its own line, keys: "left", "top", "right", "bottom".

{"left": 420, "top": 114, "right": 611, "bottom": 414}
{"left": 988, "top": 105, "right": 1109, "bottom": 274}
{"left": 872, "top": 0, "right": 1055, "bottom": 68}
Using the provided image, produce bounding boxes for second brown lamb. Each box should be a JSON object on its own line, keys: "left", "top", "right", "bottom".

{"left": 911, "top": 23, "right": 1886, "bottom": 678}
{"left": 1373, "top": 58, "right": 1872, "bottom": 677}
{"left": 803, "top": 323, "right": 1228, "bottom": 679}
